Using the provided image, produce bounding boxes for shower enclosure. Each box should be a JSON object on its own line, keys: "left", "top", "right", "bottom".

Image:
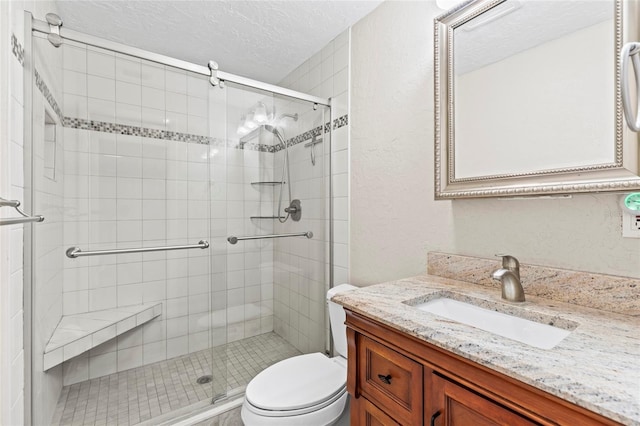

{"left": 24, "top": 12, "right": 332, "bottom": 425}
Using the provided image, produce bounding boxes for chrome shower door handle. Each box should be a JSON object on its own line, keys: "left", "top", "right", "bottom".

{"left": 621, "top": 42, "right": 640, "bottom": 132}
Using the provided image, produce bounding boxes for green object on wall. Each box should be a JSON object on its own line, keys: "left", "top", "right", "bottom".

{"left": 623, "top": 193, "right": 640, "bottom": 212}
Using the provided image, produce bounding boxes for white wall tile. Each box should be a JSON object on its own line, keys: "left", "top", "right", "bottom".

{"left": 89, "top": 287, "right": 117, "bottom": 311}
{"left": 63, "top": 70, "right": 87, "bottom": 96}
{"left": 117, "top": 135, "right": 142, "bottom": 157}
{"left": 166, "top": 91, "right": 187, "bottom": 114}
{"left": 142, "top": 86, "right": 165, "bottom": 109}
{"left": 165, "top": 69, "right": 187, "bottom": 94}
{"left": 143, "top": 280, "right": 166, "bottom": 302}
{"left": 143, "top": 341, "right": 166, "bottom": 365}
{"left": 88, "top": 352, "right": 117, "bottom": 379}
{"left": 117, "top": 157, "right": 143, "bottom": 178}
{"left": 117, "top": 327, "right": 143, "bottom": 349}
{"left": 166, "top": 297, "right": 188, "bottom": 318}
{"left": 115, "top": 57, "right": 141, "bottom": 84}
{"left": 87, "top": 98, "right": 115, "bottom": 122}
{"left": 188, "top": 330, "right": 209, "bottom": 352}
{"left": 141, "top": 62, "right": 164, "bottom": 89}
{"left": 87, "top": 50, "right": 115, "bottom": 78}
{"left": 142, "top": 320, "right": 165, "bottom": 344}
{"left": 88, "top": 75, "right": 115, "bottom": 101}
{"left": 63, "top": 291, "right": 89, "bottom": 315}
{"left": 166, "top": 112, "right": 188, "bottom": 133}
{"left": 187, "top": 75, "right": 208, "bottom": 98}
{"left": 141, "top": 107, "right": 165, "bottom": 130}
{"left": 63, "top": 356, "right": 89, "bottom": 386}
{"left": 63, "top": 45, "right": 87, "bottom": 73}
{"left": 166, "top": 336, "right": 188, "bottom": 358}
{"left": 64, "top": 94, "right": 88, "bottom": 120}
{"left": 117, "top": 346, "right": 143, "bottom": 370}
{"left": 116, "top": 81, "right": 141, "bottom": 105}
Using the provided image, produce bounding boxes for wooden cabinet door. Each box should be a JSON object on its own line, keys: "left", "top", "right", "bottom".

{"left": 353, "top": 397, "right": 402, "bottom": 426}
{"left": 429, "top": 374, "right": 539, "bottom": 426}
{"left": 357, "top": 335, "right": 423, "bottom": 425}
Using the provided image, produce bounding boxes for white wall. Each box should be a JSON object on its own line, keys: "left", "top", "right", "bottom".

{"left": 350, "top": 1, "right": 640, "bottom": 286}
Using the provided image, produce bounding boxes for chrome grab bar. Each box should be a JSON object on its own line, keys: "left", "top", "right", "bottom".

{"left": 0, "top": 197, "right": 45, "bottom": 226}
{"left": 227, "top": 231, "right": 313, "bottom": 245}
{"left": 66, "top": 240, "right": 209, "bottom": 258}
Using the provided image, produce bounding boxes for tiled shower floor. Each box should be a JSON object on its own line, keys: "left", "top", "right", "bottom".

{"left": 53, "top": 332, "right": 301, "bottom": 426}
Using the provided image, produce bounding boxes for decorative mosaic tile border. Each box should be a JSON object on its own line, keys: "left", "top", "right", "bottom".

{"left": 277, "top": 115, "right": 349, "bottom": 153}
{"left": 34, "top": 67, "right": 348, "bottom": 152}
{"left": 35, "top": 68, "right": 64, "bottom": 121}
{"left": 63, "top": 114, "right": 349, "bottom": 152}
{"left": 62, "top": 117, "right": 213, "bottom": 145}
{"left": 11, "top": 33, "right": 24, "bottom": 66}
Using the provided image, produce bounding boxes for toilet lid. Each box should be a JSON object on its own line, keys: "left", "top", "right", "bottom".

{"left": 245, "top": 353, "right": 346, "bottom": 412}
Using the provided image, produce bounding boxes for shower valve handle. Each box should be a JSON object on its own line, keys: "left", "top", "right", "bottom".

{"left": 284, "top": 199, "right": 302, "bottom": 222}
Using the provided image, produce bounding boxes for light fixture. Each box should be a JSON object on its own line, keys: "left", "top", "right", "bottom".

{"left": 253, "top": 102, "right": 269, "bottom": 124}
{"left": 237, "top": 102, "right": 275, "bottom": 137}
{"left": 244, "top": 112, "right": 258, "bottom": 130}
{"left": 237, "top": 115, "right": 250, "bottom": 136}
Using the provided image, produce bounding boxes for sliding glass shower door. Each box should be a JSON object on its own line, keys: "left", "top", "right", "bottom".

{"left": 212, "top": 83, "right": 331, "bottom": 397}
{"left": 27, "top": 15, "right": 332, "bottom": 426}
{"left": 28, "top": 32, "right": 227, "bottom": 425}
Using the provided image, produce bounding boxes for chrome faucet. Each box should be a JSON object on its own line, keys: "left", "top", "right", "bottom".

{"left": 492, "top": 254, "right": 525, "bottom": 303}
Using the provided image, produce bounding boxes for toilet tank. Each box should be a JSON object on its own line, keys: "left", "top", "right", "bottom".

{"left": 326, "top": 284, "right": 358, "bottom": 358}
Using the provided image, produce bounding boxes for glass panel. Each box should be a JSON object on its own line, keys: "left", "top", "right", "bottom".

{"left": 30, "top": 34, "right": 66, "bottom": 426}
{"left": 28, "top": 30, "right": 331, "bottom": 426}
{"left": 29, "top": 35, "right": 227, "bottom": 425}
{"left": 218, "top": 82, "right": 330, "bottom": 396}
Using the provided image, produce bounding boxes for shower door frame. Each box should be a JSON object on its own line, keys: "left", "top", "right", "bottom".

{"left": 23, "top": 11, "right": 35, "bottom": 426}
{"left": 23, "top": 11, "right": 336, "bottom": 424}
{"left": 30, "top": 17, "right": 330, "bottom": 108}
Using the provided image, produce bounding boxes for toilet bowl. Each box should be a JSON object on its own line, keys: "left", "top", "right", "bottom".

{"left": 241, "top": 284, "right": 357, "bottom": 426}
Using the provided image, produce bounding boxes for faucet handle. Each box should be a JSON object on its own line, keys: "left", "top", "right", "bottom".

{"left": 495, "top": 254, "right": 520, "bottom": 279}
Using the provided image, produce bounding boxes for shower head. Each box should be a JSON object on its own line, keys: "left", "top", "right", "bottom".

{"left": 263, "top": 124, "right": 287, "bottom": 149}
{"left": 264, "top": 112, "right": 298, "bottom": 149}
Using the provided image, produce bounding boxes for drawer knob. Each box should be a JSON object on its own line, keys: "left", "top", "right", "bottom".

{"left": 377, "top": 374, "right": 392, "bottom": 385}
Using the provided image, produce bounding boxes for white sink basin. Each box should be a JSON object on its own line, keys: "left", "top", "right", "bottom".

{"left": 414, "top": 297, "right": 572, "bottom": 350}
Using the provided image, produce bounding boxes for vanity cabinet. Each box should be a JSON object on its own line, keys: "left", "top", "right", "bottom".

{"left": 345, "top": 310, "right": 620, "bottom": 426}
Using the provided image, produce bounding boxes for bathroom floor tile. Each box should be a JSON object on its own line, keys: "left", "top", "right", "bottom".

{"left": 53, "top": 332, "right": 300, "bottom": 426}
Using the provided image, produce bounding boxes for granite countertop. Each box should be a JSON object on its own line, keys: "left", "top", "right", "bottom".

{"left": 332, "top": 275, "right": 640, "bottom": 425}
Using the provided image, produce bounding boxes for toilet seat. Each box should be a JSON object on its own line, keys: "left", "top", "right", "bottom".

{"left": 245, "top": 353, "right": 347, "bottom": 416}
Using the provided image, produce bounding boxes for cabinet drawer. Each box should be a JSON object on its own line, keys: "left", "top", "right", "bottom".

{"left": 357, "top": 335, "right": 423, "bottom": 425}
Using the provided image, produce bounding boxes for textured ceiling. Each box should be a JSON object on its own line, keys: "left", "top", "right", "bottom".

{"left": 55, "top": 1, "right": 382, "bottom": 83}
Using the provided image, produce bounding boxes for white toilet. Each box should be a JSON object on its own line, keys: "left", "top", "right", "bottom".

{"left": 241, "top": 284, "right": 357, "bottom": 426}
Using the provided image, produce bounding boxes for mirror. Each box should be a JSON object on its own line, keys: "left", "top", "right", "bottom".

{"left": 434, "top": 0, "right": 640, "bottom": 199}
